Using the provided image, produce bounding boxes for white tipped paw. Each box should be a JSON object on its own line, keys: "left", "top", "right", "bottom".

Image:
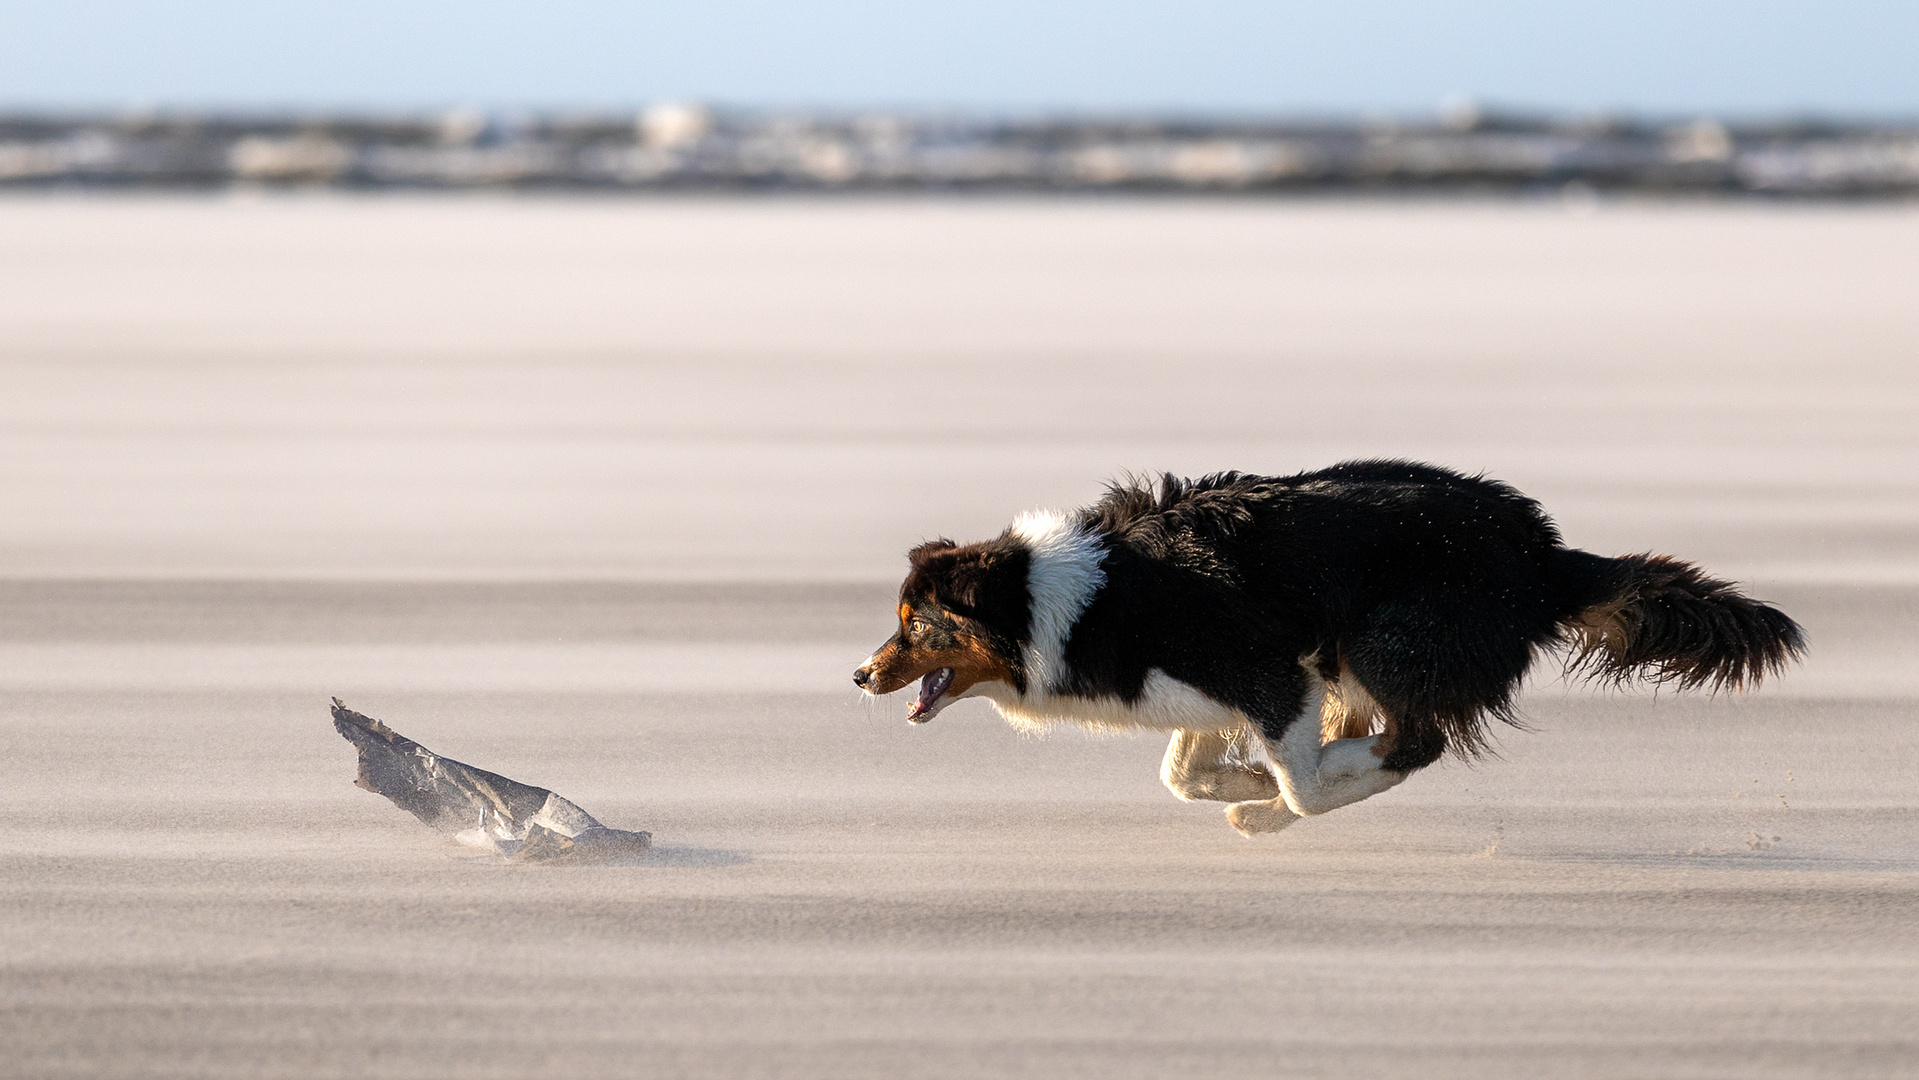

{"left": 1226, "top": 798, "right": 1301, "bottom": 838}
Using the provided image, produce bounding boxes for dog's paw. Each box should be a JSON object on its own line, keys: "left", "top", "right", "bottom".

{"left": 1166, "top": 765, "right": 1280, "bottom": 803}
{"left": 1210, "top": 766, "right": 1281, "bottom": 803}
{"left": 1226, "top": 798, "right": 1300, "bottom": 838}
{"left": 1317, "top": 735, "right": 1384, "bottom": 782}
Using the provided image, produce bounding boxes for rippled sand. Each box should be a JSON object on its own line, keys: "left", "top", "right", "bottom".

{"left": 2, "top": 196, "right": 1916, "bottom": 1078}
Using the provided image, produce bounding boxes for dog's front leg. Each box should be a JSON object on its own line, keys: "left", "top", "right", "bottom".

{"left": 1160, "top": 728, "right": 1279, "bottom": 803}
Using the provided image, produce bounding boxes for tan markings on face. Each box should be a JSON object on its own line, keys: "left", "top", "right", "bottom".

{"left": 861, "top": 615, "right": 1015, "bottom": 699}
{"left": 940, "top": 629, "right": 1017, "bottom": 699}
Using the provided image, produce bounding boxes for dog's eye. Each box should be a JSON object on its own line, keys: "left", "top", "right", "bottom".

{"left": 909, "top": 619, "right": 928, "bottom": 635}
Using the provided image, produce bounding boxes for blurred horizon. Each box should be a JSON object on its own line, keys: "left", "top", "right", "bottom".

{"left": 1, "top": 1, "right": 1914, "bottom": 118}
{"left": 9, "top": 104, "right": 1917, "bottom": 195}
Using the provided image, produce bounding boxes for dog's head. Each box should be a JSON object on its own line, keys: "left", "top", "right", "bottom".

{"left": 853, "top": 536, "right": 1030, "bottom": 722}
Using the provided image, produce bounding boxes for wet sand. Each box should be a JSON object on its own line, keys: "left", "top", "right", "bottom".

{"left": 2, "top": 196, "right": 1917, "bottom": 1078}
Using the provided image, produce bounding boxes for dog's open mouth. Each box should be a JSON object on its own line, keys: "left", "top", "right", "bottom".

{"left": 904, "top": 667, "right": 955, "bottom": 724}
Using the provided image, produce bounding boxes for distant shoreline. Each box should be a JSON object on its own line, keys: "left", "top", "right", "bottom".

{"left": 5, "top": 106, "right": 1918, "bottom": 197}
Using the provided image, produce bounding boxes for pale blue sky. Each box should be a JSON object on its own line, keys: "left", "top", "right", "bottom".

{"left": 0, "top": 1, "right": 1912, "bottom": 116}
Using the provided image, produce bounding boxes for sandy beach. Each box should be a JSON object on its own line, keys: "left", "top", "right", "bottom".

{"left": 2, "top": 195, "right": 1916, "bottom": 1078}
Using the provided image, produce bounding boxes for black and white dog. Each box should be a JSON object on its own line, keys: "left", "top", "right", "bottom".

{"left": 853, "top": 460, "right": 1803, "bottom": 836}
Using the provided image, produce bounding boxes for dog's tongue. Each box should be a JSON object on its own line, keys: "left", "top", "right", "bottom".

{"left": 905, "top": 668, "right": 955, "bottom": 723}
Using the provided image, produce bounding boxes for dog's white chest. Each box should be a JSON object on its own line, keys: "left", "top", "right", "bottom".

{"left": 980, "top": 670, "right": 1245, "bottom": 734}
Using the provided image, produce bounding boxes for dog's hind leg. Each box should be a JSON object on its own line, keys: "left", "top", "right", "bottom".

{"left": 1160, "top": 728, "right": 1280, "bottom": 803}
{"left": 1272, "top": 720, "right": 1409, "bottom": 817}
{"left": 1227, "top": 683, "right": 1409, "bottom": 837}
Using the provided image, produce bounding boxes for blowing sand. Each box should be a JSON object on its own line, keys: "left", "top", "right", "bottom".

{"left": 1, "top": 195, "right": 1916, "bottom": 1078}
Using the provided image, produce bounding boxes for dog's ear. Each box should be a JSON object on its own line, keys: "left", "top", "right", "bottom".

{"left": 902, "top": 540, "right": 959, "bottom": 603}
{"left": 934, "top": 540, "right": 1031, "bottom": 636}
{"left": 903, "top": 538, "right": 1028, "bottom": 634}
{"left": 907, "top": 539, "right": 958, "bottom": 568}
{"left": 941, "top": 545, "right": 1000, "bottom": 610}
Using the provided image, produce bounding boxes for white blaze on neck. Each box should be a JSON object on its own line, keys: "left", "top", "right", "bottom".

{"left": 1009, "top": 509, "right": 1107, "bottom": 695}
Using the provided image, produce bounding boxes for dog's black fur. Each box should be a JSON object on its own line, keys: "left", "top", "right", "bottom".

{"left": 874, "top": 460, "right": 1803, "bottom": 773}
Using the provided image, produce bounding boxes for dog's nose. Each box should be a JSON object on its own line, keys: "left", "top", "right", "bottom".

{"left": 853, "top": 666, "right": 872, "bottom": 689}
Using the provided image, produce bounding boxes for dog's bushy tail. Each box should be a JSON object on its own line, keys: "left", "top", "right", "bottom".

{"left": 1552, "top": 550, "right": 1805, "bottom": 691}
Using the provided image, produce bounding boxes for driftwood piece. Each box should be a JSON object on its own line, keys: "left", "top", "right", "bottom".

{"left": 331, "top": 698, "right": 651, "bottom": 863}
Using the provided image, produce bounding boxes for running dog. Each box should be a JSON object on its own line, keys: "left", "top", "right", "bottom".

{"left": 852, "top": 460, "right": 1803, "bottom": 837}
